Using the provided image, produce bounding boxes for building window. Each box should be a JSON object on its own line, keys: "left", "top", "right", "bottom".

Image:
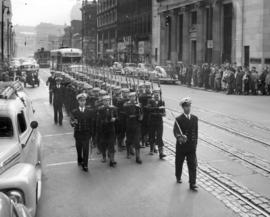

{"left": 191, "top": 11, "right": 197, "bottom": 25}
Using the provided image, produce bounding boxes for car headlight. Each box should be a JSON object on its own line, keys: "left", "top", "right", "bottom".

{"left": 6, "top": 190, "right": 25, "bottom": 204}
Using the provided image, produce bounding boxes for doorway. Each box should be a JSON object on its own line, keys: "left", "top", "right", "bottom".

{"left": 191, "top": 40, "right": 197, "bottom": 64}
{"left": 244, "top": 46, "right": 250, "bottom": 67}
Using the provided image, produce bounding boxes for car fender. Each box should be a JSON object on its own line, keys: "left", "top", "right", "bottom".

{"left": 0, "top": 163, "right": 38, "bottom": 217}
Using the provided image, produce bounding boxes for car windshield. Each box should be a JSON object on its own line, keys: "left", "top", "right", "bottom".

{"left": 0, "top": 117, "right": 13, "bottom": 137}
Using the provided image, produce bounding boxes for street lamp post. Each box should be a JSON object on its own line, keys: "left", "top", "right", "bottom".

{"left": 1, "top": 0, "right": 10, "bottom": 68}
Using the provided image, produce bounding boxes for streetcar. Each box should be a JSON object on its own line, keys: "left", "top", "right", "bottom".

{"left": 34, "top": 48, "right": 51, "bottom": 68}
{"left": 50, "top": 48, "right": 82, "bottom": 72}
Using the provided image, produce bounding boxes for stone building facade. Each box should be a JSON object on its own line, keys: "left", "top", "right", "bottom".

{"left": 81, "top": 0, "right": 97, "bottom": 64}
{"left": 97, "top": 0, "right": 118, "bottom": 62}
{"left": 152, "top": 0, "right": 270, "bottom": 70}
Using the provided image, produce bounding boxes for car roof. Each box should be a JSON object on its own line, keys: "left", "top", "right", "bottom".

{"left": 0, "top": 92, "right": 26, "bottom": 116}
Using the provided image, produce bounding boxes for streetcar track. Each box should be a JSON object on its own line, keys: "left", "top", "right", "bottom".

{"left": 164, "top": 95, "right": 270, "bottom": 133}
{"left": 166, "top": 107, "right": 270, "bottom": 147}
{"left": 163, "top": 139, "right": 270, "bottom": 217}
{"left": 163, "top": 118, "right": 270, "bottom": 177}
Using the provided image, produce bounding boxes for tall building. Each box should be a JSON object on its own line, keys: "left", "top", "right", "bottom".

{"left": 97, "top": 0, "right": 118, "bottom": 62}
{"left": 0, "top": 0, "right": 14, "bottom": 66}
{"left": 81, "top": 0, "right": 97, "bottom": 64}
{"left": 35, "top": 23, "right": 64, "bottom": 51}
{"left": 117, "top": 0, "right": 152, "bottom": 63}
{"left": 152, "top": 0, "right": 270, "bottom": 70}
{"left": 97, "top": 0, "right": 152, "bottom": 64}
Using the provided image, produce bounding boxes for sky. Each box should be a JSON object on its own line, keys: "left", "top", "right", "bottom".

{"left": 12, "top": 0, "right": 78, "bottom": 26}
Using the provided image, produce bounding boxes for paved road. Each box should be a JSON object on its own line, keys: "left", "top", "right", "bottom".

{"left": 26, "top": 68, "right": 270, "bottom": 217}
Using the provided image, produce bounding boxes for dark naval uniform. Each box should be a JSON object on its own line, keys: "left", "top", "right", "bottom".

{"left": 173, "top": 114, "right": 198, "bottom": 187}
{"left": 52, "top": 84, "right": 65, "bottom": 125}
{"left": 71, "top": 106, "right": 94, "bottom": 169}
{"left": 46, "top": 75, "right": 56, "bottom": 104}
{"left": 147, "top": 98, "right": 166, "bottom": 158}
{"left": 96, "top": 105, "right": 118, "bottom": 162}
{"left": 139, "top": 93, "right": 152, "bottom": 146}
{"left": 115, "top": 97, "right": 129, "bottom": 150}
{"left": 124, "top": 101, "right": 143, "bottom": 163}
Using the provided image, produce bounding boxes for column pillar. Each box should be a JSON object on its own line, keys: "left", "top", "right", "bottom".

{"left": 233, "top": 0, "right": 244, "bottom": 66}
{"left": 212, "top": 1, "right": 222, "bottom": 64}
{"left": 182, "top": 7, "right": 190, "bottom": 64}
{"left": 160, "top": 13, "right": 167, "bottom": 65}
{"left": 170, "top": 10, "right": 178, "bottom": 65}
{"left": 196, "top": 6, "right": 206, "bottom": 64}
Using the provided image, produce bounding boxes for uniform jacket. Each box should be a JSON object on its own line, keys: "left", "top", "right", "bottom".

{"left": 53, "top": 85, "right": 65, "bottom": 105}
{"left": 173, "top": 114, "right": 198, "bottom": 152}
{"left": 147, "top": 99, "right": 165, "bottom": 123}
{"left": 70, "top": 107, "right": 94, "bottom": 139}
{"left": 96, "top": 105, "right": 118, "bottom": 136}
{"left": 46, "top": 76, "right": 56, "bottom": 90}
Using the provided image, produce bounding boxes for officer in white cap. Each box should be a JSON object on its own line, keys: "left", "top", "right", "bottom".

{"left": 70, "top": 92, "right": 94, "bottom": 172}
{"left": 173, "top": 97, "right": 198, "bottom": 191}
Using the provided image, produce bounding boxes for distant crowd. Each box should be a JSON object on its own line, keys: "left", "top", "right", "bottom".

{"left": 176, "top": 63, "right": 270, "bottom": 95}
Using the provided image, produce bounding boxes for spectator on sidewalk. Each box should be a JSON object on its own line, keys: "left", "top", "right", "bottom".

{"left": 265, "top": 69, "right": 270, "bottom": 95}
{"left": 243, "top": 67, "right": 251, "bottom": 95}
{"left": 235, "top": 66, "right": 244, "bottom": 95}
{"left": 250, "top": 67, "right": 259, "bottom": 95}
{"left": 214, "top": 66, "right": 222, "bottom": 91}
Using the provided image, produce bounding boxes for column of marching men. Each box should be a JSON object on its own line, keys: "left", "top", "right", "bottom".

{"left": 46, "top": 67, "right": 167, "bottom": 171}
{"left": 46, "top": 66, "right": 198, "bottom": 191}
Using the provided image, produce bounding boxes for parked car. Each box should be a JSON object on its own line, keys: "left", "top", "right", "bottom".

{"left": 137, "top": 63, "right": 154, "bottom": 80}
{"left": 0, "top": 81, "right": 42, "bottom": 217}
{"left": 20, "top": 62, "right": 40, "bottom": 87}
{"left": 124, "top": 63, "right": 137, "bottom": 76}
{"left": 112, "top": 62, "right": 124, "bottom": 75}
{"left": 149, "top": 66, "right": 177, "bottom": 84}
{"left": 0, "top": 192, "right": 32, "bottom": 217}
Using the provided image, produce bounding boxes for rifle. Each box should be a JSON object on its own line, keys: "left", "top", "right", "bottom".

{"left": 158, "top": 77, "right": 163, "bottom": 101}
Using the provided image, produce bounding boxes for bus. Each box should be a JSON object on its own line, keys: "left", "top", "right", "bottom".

{"left": 34, "top": 48, "right": 50, "bottom": 68}
{"left": 50, "top": 48, "right": 82, "bottom": 71}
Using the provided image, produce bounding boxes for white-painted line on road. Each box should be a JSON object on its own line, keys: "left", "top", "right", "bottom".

{"left": 43, "top": 132, "right": 73, "bottom": 138}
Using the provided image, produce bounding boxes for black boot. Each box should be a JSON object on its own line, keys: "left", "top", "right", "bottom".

{"left": 109, "top": 153, "right": 117, "bottom": 167}
{"left": 159, "top": 148, "right": 166, "bottom": 159}
{"left": 136, "top": 149, "right": 142, "bottom": 164}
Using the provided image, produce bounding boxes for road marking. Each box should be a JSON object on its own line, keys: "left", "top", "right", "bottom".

{"left": 47, "top": 159, "right": 98, "bottom": 168}
{"left": 43, "top": 132, "right": 73, "bottom": 138}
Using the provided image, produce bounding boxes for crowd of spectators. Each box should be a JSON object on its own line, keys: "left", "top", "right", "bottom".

{"left": 176, "top": 63, "right": 270, "bottom": 95}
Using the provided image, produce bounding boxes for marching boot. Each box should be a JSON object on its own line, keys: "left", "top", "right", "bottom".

{"left": 149, "top": 143, "right": 154, "bottom": 155}
{"left": 130, "top": 147, "right": 135, "bottom": 156}
{"left": 101, "top": 153, "right": 107, "bottom": 163}
{"left": 159, "top": 147, "right": 166, "bottom": 159}
{"left": 109, "top": 153, "right": 117, "bottom": 167}
{"left": 154, "top": 145, "right": 158, "bottom": 153}
{"left": 135, "top": 149, "right": 142, "bottom": 164}
{"left": 126, "top": 146, "right": 131, "bottom": 159}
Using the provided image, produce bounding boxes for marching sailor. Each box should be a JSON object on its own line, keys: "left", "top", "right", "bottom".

{"left": 124, "top": 92, "right": 143, "bottom": 164}
{"left": 96, "top": 95, "right": 118, "bottom": 167}
{"left": 147, "top": 88, "right": 166, "bottom": 159}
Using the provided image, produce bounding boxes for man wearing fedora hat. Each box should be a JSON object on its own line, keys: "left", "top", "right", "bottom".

{"left": 173, "top": 97, "right": 198, "bottom": 191}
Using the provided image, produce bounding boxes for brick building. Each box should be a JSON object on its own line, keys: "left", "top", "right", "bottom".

{"left": 152, "top": 0, "right": 270, "bottom": 70}
{"left": 81, "top": 0, "right": 97, "bottom": 64}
